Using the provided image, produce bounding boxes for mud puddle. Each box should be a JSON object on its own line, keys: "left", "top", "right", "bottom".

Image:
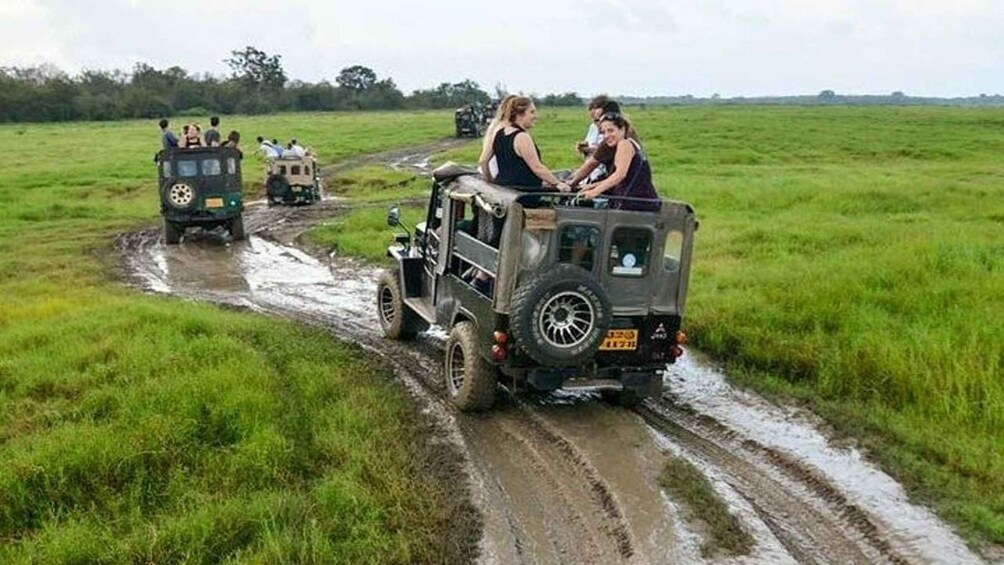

{"left": 117, "top": 141, "right": 992, "bottom": 564}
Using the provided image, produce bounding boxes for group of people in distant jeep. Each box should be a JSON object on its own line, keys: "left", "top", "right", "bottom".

{"left": 477, "top": 94, "right": 658, "bottom": 211}
{"left": 159, "top": 117, "right": 241, "bottom": 154}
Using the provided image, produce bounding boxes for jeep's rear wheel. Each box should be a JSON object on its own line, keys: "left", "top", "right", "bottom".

{"left": 376, "top": 269, "right": 429, "bottom": 339}
{"left": 510, "top": 264, "right": 611, "bottom": 367}
{"left": 229, "top": 214, "right": 246, "bottom": 241}
{"left": 164, "top": 219, "right": 184, "bottom": 245}
{"left": 445, "top": 321, "right": 497, "bottom": 411}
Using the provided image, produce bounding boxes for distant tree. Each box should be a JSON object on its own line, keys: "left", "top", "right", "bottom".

{"left": 224, "top": 46, "right": 287, "bottom": 90}
{"left": 336, "top": 65, "right": 378, "bottom": 92}
{"left": 818, "top": 89, "right": 836, "bottom": 100}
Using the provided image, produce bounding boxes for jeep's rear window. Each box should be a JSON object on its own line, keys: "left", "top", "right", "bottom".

{"left": 291, "top": 165, "right": 301, "bottom": 175}
{"left": 664, "top": 230, "right": 684, "bottom": 272}
{"left": 201, "top": 159, "right": 222, "bottom": 176}
{"left": 177, "top": 160, "right": 198, "bottom": 177}
{"left": 558, "top": 225, "right": 599, "bottom": 271}
{"left": 227, "top": 158, "right": 236, "bottom": 175}
{"left": 162, "top": 161, "right": 171, "bottom": 178}
{"left": 609, "top": 228, "right": 652, "bottom": 277}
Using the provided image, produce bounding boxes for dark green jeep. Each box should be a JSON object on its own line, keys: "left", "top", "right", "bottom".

{"left": 157, "top": 146, "right": 245, "bottom": 244}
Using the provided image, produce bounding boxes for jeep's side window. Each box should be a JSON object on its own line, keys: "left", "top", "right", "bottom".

{"left": 304, "top": 166, "right": 310, "bottom": 176}
{"left": 162, "top": 161, "right": 172, "bottom": 178}
{"left": 280, "top": 165, "right": 287, "bottom": 175}
{"left": 227, "top": 158, "right": 236, "bottom": 175}
{"left": 291, "top": 165, "right": 301, "bottom": 175}
{"left": 558, "top": 225, "right": 599, "bottom": 272}
{"left": 201, "top": 159, "right": 222, "bottom": 176}
{"left": 609, "top": 228, "right": 652, "bottom": 277}
{"left": 177, "top": 160, "right": 198, "bottom": 177}
{"left": 664, "top": 230, "right": 683, "bottom": 272}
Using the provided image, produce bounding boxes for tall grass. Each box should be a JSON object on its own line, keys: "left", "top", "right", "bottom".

{"left": 437, "top": 105, "right": 1004, "bottom": 544}
{"left": 0, "top": 111, "right": 470, "bottom": 562}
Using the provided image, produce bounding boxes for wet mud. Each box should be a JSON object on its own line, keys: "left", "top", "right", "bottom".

{"left": 117, "top": 141, "right": 992, "bottom": 564}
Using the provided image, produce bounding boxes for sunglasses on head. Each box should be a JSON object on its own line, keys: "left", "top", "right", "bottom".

{"left": 600, "top": 112, "right": 622, "bottom": 122}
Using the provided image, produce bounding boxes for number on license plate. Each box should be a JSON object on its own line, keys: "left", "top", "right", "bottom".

{"left": 599, "top": 329, "right": 638, "bottom": 351}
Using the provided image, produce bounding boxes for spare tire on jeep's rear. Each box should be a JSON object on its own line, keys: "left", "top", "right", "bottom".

{"left": 509, "top": 264, "right": 611, "bottom": 367}
{"left": 266, "top": 173, "right": 290, "bottom": 198}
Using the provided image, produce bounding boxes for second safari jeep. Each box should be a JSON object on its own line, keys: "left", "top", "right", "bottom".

{"left": 377, "top": 163, "right": 697, "bottom": 411}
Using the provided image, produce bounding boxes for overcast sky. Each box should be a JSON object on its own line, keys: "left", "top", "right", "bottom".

{"left": 1, "top": 0, "right": 1002, "bottom": 97}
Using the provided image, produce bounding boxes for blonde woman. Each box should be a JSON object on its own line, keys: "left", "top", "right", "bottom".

{"left": 482, "top": 96, "right": 568, "bottom": 190}
{"left": 478, "top": 94, "right": 516, "bottom": 180}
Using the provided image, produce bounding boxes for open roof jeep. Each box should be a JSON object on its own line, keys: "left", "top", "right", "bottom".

{"left": 454, "top": 105, "right": 485, "bottom": 138}
{"left": 377, "top": 163, "right": 697, "bottom": 411}
{"left": 265, "top": 155, "right": 322, "bottom": 206}
{"left": 157, "top": 146, "right": 245, "bottom": 244}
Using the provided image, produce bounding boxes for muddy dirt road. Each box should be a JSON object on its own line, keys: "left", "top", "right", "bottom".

{"left": 119, "top": 142, "right": 989, "bottom": 564}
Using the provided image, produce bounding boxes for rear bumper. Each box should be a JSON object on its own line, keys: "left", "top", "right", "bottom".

{"left": 525, "top": 365, "right": 665, "bottom": 397}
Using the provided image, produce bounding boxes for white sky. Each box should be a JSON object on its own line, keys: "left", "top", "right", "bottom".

{"left": 1, "top": 0, "right": 1002, "bottom": 97}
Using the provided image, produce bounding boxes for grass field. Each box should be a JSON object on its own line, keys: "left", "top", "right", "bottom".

{"left": 316, "top": 105, "right": 1004, "bottom": 547}
{"left": 3, "top": 106, "right": 1002, "bottom": 554}
{"left": 0, "top": 112, "right": 470, "bottom": 562}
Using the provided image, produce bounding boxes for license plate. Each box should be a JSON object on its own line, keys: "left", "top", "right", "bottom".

{"left": 599, "top": 329, "right": 638, "bottom": 351}
{"left": 204, "top": 197, "right": 224, "bottom": 208}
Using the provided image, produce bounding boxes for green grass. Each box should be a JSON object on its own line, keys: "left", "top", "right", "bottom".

{"left": 0, "top": 111, "right": 472, "bottom": 562}
{"left": 396, "top": 106, "right": 1004, "bottom": 547}
{"left": 658, "top": 457, "right": 753, "bottom": 557}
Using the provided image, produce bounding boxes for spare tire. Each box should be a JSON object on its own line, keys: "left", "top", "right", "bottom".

{"left": 265, "top": 173, "right": 290, "bottom": 199}
{"left": 163, "top": 178, "right": 196, "bottom": 210}
{"left": 509, "top": 264, "right": 611, "bottom": 367}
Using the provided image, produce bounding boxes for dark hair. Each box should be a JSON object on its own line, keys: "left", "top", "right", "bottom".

{"left": 601, "top": 101, "right": 621, "bottom": 114}
{"left": 210, "top": 116, "right": 220, "bottom": 127}
{"left": 256, "top": 136, "right": 264, "bottom": 143}
{"left": 291, "top": 139, "right": 297, "bottom": 144}
{"left": 599, "top": 112, "right": 631, "bottom": 132}
{"left": 227, "top": 130, "right": 240, "bottom": 143}
{"left": 272, "top": 139, "right": 278, "bottom": 144}
{"left": 182, "top": 124, "right": 190, "bottom": 134}
{"left": 588, "top": 95, "right": 611, "bottom": 111}
{"left": 159, "top": 118, "right": 169, "bottom": 129}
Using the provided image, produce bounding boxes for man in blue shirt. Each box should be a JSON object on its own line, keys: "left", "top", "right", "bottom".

{"left": 159, "top": 119, "right": 179, "bottom": 149}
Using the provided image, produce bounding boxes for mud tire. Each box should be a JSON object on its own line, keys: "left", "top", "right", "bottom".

{"left": 376, "top": 269, "right": 429, "bottom": 339}
{"left": 510, "top": 264, "right": 611, "bottom": 367}
{"left": 229, "top": 214, "right": 246, "bottom": 241}
{"left": 164, "top": 219, "right": 184, "bottom": 245}
{"left": 445, "top": 321, "right": 497, "bottom": 411}
{"left": 266, "top": 173, "right": 290, "bottom": 200}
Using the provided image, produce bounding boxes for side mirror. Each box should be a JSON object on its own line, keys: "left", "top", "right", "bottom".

{"left": 387, "top": 206, "right": 401, "bottom": 227}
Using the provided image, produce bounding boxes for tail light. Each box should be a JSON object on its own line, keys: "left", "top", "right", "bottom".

{"left": 491, "top": 331, "right": 508, "bottom": 362}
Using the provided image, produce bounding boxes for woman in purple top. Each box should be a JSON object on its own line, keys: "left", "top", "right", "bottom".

{"left": 572, "top": 113, "right": 659, "bottom": 211}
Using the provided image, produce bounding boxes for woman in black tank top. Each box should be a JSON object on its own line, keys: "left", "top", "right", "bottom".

{"left": 482, "top": 96, "right": 569, "bottom": 191}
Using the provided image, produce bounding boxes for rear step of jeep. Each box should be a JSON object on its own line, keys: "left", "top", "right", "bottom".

{"left": 403, "top": 298, "right": 436, "bottom": 324}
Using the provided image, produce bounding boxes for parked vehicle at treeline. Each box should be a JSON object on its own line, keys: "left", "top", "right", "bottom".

{"left": 156, "top": 146, "right": 245, "bottom": 244}
{"left": 377, "top": 163, "right": 697, "bottom": 411}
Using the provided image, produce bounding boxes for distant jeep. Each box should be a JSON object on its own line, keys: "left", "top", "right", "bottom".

{"left": 454, "top": 106, "right": 485, "bottom": 138}
{"left": 265, "top": 155, "right": 322, "bottom": 206}
{"left": 377, "top": 163, "right": 697, "bottom": 411}
{"left": 157, "top": 146, "right": 245, "bottom": 244}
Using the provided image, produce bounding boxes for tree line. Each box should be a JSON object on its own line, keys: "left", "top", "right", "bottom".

{"left": 0, "top": 46, "right": 585, "bottom": 123}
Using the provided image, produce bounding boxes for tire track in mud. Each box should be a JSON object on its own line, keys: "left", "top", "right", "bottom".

{"left": 118, "top": 139, "right": 991, "bottom": 565}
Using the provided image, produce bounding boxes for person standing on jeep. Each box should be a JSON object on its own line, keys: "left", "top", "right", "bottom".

{"left": 204, "top": 116, "right": 221, "bottom": 147}
{"left": 159, "top": 119, "right": 179, "bottom": 149}
{"left": 488, "top": 96, "right": 569, "bottom": 191}
{"left": 578, "top": 96, "right": 611, "bottom": 182}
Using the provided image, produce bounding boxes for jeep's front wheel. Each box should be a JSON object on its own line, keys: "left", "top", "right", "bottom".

{"left": 445, "top": 322, "right": 497, "bottom": 411}
{"left": 164, "top": 219, "right": 184, "bottom": 245}
{"left": 376, "top": 269, "right": 429, "bottom": 339}
{"left": 510, "top": 264, "right": 612, "bottom": 367}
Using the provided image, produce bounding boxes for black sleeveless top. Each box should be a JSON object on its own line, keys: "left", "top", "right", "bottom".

{"left": 492, "top": 126, "right": 542, "bottom": 188}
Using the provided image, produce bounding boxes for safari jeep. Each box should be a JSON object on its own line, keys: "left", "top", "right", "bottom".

{"left": 376, "top": 163, "right": 697, "bottom": 411}
{"left": 454, "top": 105, "right": 485, "bottom": 138}
{"left": 157, "top": 146, "right": 245, "bottom": 244}
{"left": 265, "top": 155, "right": 322, "bottom": 206}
